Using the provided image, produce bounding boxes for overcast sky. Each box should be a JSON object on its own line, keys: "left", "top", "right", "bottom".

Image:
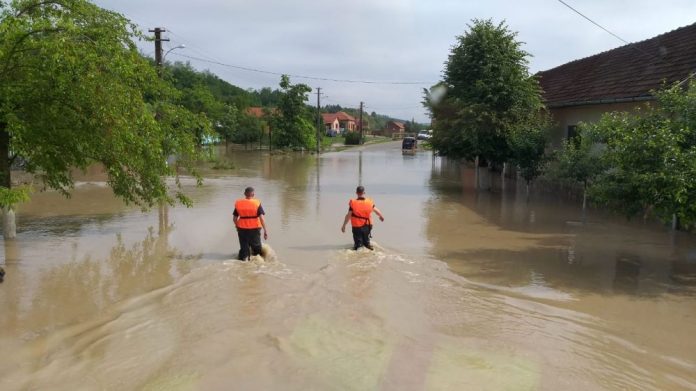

{"left": 94, "top": 0, "right": 696, "bottom": 123}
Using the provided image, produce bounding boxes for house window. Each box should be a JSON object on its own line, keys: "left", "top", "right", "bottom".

{"left": 567, "top": 125, "right": 578, "bottom": 140}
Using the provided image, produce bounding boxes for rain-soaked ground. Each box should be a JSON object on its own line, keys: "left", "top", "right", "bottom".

{"left": 0, "top": 141, "right": 695, "bottom": 390}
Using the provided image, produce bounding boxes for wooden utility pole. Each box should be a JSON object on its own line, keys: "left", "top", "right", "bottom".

{"left": 149, "top": 27, "right": 169, "bottom": 74}
{"left": 150, "top": 27, "right": 170, "bottom": 234}
{"left": 359, "top": 101, "right": 364, "bottom": 144}
{"left": 316, "top": 87, "right": 322, "bottom": 153}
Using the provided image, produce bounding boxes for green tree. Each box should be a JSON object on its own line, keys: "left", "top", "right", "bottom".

{"left": 428, "top": 19, "right": 545, "bottom": 166}
{"left": 216, "top": 104, "right": 239, "bottom": 147}
{"left": 166, "top": 61, "right": 264, "bottom": 145}
{"left": 253, "top": 87, "right": 282, "bottom": 107}
{"left": 508, "top": 119, "right": 550, "bottom": 188}
{"left": 233, "top": 113, "right": 264, "bottom": 148}
{"left": 167, "top": 62, "right": 252, "bottom": 108}
{"left": 0, "top": 0, "right": 204, "bottom": 237}
{"left": 549, "top": 125, "right": 606, "bottom": 210}
{"left": 270, "top": 75, "right": 315, "bottom": 149}
{"left": 587, "top": 81, "right": 696, "bottom": 227}
{"left": 178, "top": 83, "right": 222, "bottom": 145}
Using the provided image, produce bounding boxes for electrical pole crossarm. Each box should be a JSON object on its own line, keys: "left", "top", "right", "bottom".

{"left": 149, "top": 27, "right": 170, "bottom": 70}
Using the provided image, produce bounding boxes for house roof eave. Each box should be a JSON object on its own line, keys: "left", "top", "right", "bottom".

{"left": 545, "top": 95, "right": 656, "bottom": 109}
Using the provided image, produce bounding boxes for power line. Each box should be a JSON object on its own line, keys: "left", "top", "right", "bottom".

{"left": 556, "top": 1, "right": 694, "bottom": 92}
{"left": 322, "top": 96, "right": 357, "bottom": 107}
{"left": 365, "top": 105, "right": 424, "bottom": 111}
{"left": 557, "top": 0, "right": 693, "bottom": 78}
{"left": 554, "top": 0, "right": 673, "bottom": 67}
{"left": 169, "top": 52, "right": 434, "bottom": 85}
{"left": 165, "top": 28, "right": 230, "bottom": 64}
{"left": 116, "top": 12, "right": 437, "bottom": 86}
{"left": 555, "top": 0, "right": 630, "bottom": 45}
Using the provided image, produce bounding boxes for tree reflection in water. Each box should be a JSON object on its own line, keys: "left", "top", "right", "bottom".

{"left": 426, "top": 156, "right": 696, "bottom": 297}
{"left": 0, "top": 223, "right": 197, "bottom": 340}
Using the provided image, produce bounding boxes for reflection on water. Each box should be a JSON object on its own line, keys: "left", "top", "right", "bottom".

{"left": 0, "top": 226, "right": 185, "bottom": 341}
{"left": 0, "top": 143, "right": 695, "bottom": 390}
{"left": 428, "top": 157, "right": 696, "bottom": 297}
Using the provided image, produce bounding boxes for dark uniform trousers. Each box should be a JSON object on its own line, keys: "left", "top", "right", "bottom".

{"left": 351, "top": 225, "right": 372, "bottom": 250}
{"left": 237, "top": 228, "right": 262, "bottom": 260}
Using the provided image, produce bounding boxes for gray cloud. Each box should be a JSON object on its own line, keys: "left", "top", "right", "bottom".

{"left": 95, "top": 0, "right": 696, "bottom": 122}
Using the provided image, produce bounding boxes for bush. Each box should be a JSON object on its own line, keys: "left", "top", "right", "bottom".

{"left": 344, "top": 132, "right": 361, "bottom": 145}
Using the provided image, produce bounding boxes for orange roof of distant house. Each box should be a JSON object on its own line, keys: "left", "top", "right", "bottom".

{"left": 322, "top": 111, "right": 359, "bottom": 125}
{"left": 335, "top": 111, "right": 356, "bottom": 122}
{"left": 247, "top": 107, "right": 265, "bottom": 118}
{"left": 322, "top": 113, "right": 339, "bottom": 124}
{"left": 388, "top": 120, "right": 405, "bottom": 129}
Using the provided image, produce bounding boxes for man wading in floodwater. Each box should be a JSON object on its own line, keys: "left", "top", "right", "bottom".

{"left": 341, "top": 185, "right": 385, "bottom": 250}
{"left": 233, "top": 187, "right": 268, "bottom": 260}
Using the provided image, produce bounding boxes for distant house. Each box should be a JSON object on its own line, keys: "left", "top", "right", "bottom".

{"left": 537, "top": 23, "right": 696, "bottom": 146}
{"left": 322, "top": 113, "right": 340, "bottom": 136}
{"left": 246, "top": 107, "right": 266, "bottom": 118}
{"left": 322, "top": 111, "right": 357, "bottom": 135}
{"left": 336, "top": 111, "right": 357, "bottom": 132}
{"left": 384, "top": 120, "right": 405, "bottom": 137}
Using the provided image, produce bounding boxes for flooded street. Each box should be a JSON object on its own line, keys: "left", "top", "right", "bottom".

{"left": 1, "top": 141, "right": 695, "bottom": 390}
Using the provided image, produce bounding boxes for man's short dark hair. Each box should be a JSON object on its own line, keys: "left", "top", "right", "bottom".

{"left": 244, "top": 187, "right": 254, "bottom": 196}
{"left": 356, "top": 185, "right": 365, "bottom": 194}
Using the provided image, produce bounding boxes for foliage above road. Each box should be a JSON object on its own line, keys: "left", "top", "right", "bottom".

{"left": 0, "top": 0, "right": 204, "bottom": 207}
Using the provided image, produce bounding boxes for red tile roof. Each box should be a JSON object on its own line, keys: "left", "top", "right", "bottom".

{"left": 335, "top": 111, "right": 356, "bottom": 122}
{"left": 322, "top": 113, "right": 338, "bottom": 124}
{"left": 247, "top": 107, "right": 278, "bottom": 118}
{"left": 247, "top": 107, "right": 265, "bottom": 118}
{"left": 322, "top": 111, "right": 356, "bottom": 124}
{"left": 387, "top": 121, "right": 405, "bottom": 129}
{"left": 537, "top": 23, "right": 696, "bottom": 108}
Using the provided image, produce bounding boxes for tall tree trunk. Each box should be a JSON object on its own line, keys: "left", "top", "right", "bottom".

{"left": 0, "top": 122, "right": 16, "bottom": 239}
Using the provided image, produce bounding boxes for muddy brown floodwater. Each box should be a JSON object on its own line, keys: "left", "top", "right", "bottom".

{"left": 0, "top": 141, "right": 694, "bottom": 390}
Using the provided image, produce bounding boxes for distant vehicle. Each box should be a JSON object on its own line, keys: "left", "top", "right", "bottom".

{"left": 402, "top": 136, "right": 417, "bottom": 154}
{"left": 417, "top": 130, "right": 432, "bottom": 140}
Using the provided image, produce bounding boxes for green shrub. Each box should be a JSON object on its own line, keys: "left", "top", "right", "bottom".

{"left": 344, "top": 132, "right": 361, "bottom": 145}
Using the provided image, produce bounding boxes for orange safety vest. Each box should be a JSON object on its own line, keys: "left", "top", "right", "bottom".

{"left": 349, "top": 198, "right": 374, "bottom": 227}
{"left": 235, "top": 198, "right": 262, "bottom": 229}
